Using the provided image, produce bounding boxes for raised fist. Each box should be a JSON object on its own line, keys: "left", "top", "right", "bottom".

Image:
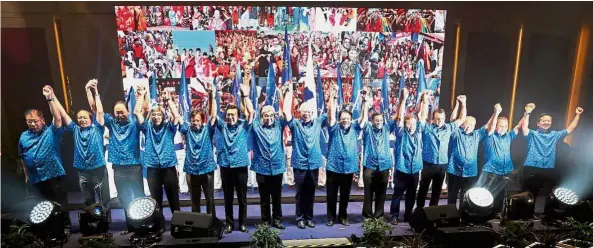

{"left": 494, "top": 103, "right": 502, "bottom": 114}
{"left": 576, "top": 107, "right": 584, "bottom": 115}
{"left": 42, "top": 85, "right": 53, "bottom": 98}
{"left": 525, "top": 103, "right": 536, "bottom": 114}
{"left": 457, "top": 95, "right": 467, "bottom": 105}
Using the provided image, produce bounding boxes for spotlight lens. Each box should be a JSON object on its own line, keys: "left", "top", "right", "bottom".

{"left": 553, "top": 188, "right": 579, "bottom": 205}
{"left": 467, "top": 188, "right": 494, "bottom": 207}
{"left": 30, "top": 201, "right": 54, "bottom": 224}
{"left": 128, "top": 197, "right": 156, "bottom": 220}
{"left": 92, "top": 206, "right": 102, "bottom": 216}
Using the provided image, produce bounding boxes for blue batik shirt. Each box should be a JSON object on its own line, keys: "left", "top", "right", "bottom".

{"left": 179, "top": 122, "right": 216, "bottom": 175}
{"left": 18, "top": 124, "right": 65, "bottom": 184}
{"left": 326, "top": 120, "right": 362, "bottom": 174}
{"left": 251, "top": 118, "right": 286, "bottom": 176}
{"left": 447, "top": 127, "right": 488, "bottom": 177}
{"left": 524, "top": 129, "right": 568, "bottom": 169}
{"left": 287, "top": 115, "right": 328, "bottom": 170}
{"left": 361, "top": 121, "right": 395, "bottom": 172}
{"left": 65, "top": 120, "right": 106, "bottom": 170}
{"left": 215, "top": 116, "right": 251, "bottom": 168}
{"left": 104, "top": 113, "right": 141, "bottom": 165}
{"left": 141, "top": 120, "right": 177, "bottom": 168}
{"left": 422, "top": 122, "right": 456, "bottom": 165}
{"left": 482, "top": 130, "right": 518, "bottom": 175}
{"left": 394, "top": 122, "right": 424, "bottom": 174}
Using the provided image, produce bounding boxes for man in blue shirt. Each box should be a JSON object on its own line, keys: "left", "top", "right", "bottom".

{"left": 479, "top": 104, "right": 526, "bottom": 217}
{"left": 447, "top": 104, "right": 499, "bottom": 217}
{"left": 215, "top": 84, "right": 253, "bottom": 234}
{"left": 55, "top": 80, "right": 111, "bottom": 213}
{"left": 95, "top": 82, "right": 146, "bottom": 234}
{"left": 250, "top": 101, "right": 286, "bottom": 229}
{"left": 360, "top": 90, "right": 391, "bottom": 220}
{"left": 137, "top": 89, "right": 181, "bottom": 223}
{"left": 283, "top": 80, "right": 327, "bottom": 229}
{"left": 325, "top": 85, "right": 364, "bottom": 226}
{"left": 417, "top": 95, "right": 466, "bottom": 208}
{"left": 179, "top": 82, "right": 217, "bottom": 217}
{"left": 521, "top": 104, "right": 583, "bottom": 217}
{"left": 390, "top": 89, "right": 427, "bottom": 225}
{"left": 18, "top": 85, "right": 70, "bottom": 233}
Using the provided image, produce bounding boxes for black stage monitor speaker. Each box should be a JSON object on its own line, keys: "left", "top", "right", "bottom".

{"left": 570, "top": 200, "right": 593, "bottom": 223}
{"left": 409, "top": 204, "right": 460, "bottom": 233}
{"left": 171, "top": 211, "right": 223, "bottom": 239}
{"left": 434, "top": 226, "right": 495, "bottom": 248}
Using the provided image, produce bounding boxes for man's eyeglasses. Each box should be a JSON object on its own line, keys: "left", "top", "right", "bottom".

{"left": 26, "top": 120, "right": 41, "bottom": 124}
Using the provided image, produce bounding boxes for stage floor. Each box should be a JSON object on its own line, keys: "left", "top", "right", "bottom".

{"left": 51, "top": 195, "right": 546, "bottom": 248}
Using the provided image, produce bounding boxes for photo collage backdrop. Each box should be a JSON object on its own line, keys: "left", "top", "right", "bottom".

{"left": 116, "top": 5, "right": 447, "bottom": 117}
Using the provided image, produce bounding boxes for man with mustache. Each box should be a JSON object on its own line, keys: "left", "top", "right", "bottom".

{"left": 521, "top": 104, "right": 584, "bottom": 218}
{"left": 18, "top": 85, "right": 70, "bottom": 235}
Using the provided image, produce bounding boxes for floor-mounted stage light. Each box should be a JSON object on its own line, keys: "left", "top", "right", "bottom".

{"left": 79, "top": 203, "right": 110, "bottom": 236}
{"left": 544, "top": 187, "right": 580, "bottom": 223}
{"left": 462, "top": 187, "right": 494, "bottom": 223}
{"left": 506, "top": 192, "right": 535, "bottom": 220}
{"left": 126, "top": 197, "right": 164, "bottom": 246}
{"left": 29, "top": 200, "right": 67, "bottom": 243}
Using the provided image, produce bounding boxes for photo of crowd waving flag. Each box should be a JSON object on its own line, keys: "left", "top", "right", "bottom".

{"left": 116, "top": 5, "right": 447, "bottom": 188}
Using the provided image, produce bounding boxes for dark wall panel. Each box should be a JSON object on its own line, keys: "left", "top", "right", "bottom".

{"left": 462, "top": 32, "right": 513, "bottom": 124}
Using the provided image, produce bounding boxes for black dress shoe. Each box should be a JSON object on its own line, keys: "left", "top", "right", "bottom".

{"left": 297, "top": 220, "right": 306, "bottom": 229}
{"left": 272, "top": 221, "right": 285, "bottom": 230}
{"left": 239, "top": 225, "right": 248, "bottom": 233}
{"left": 306, "top": 220, "right": 315, "bottom": 228}
{"left": 223, "top": 225, "right": 233, "bottom": 234}
{"left": 120, "top": 230, "right": 130, "bottom": 235}
{"left": 339, "top": 218, "right": 350, "bottom": 226}
{"left": 326, "top": 220, "right": 334, "bottom": 226}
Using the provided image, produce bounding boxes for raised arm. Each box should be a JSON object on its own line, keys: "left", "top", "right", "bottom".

{"left": 328, "top": 84, "right": 338, "bottom": 126}
{"left": 206, "top": 80, "right": 217, "bottom": 126}
{"left": 512, "top": 113, "right": 526, "bottom": 135}
{"left": 90, "top": 79, "right": 105, "bottom": 126}
{"left": 283, "top": 80, "right": 294, "bottom": 122}
{"left": 522, "top": 103, "right": 536, "bottom": 136}
{"left": 48, "top": 85, "right": 72, "bottom": 126}
{"left": 240, "top": 84, "right": 255, "bottom": 124}
{"left": 163, "top": 91, "right": 181, "bottom": 126}
{"left": 486, "top": 103, "right": 502, "bottom": 136}
{"left": 359, "top": 87, "right": 370, "bottom": 128}
{"left": 566, "top": 107, "right": 584, "bottom": 134}
{"left": 135, "top": 85, "right": 147, "bottom": 125}
{"left": 43, "top": 85, "right": 63, "bottom": 128}
{"left": 452, "top": 95, "right": 467, "bottom": 126}
{"left": 418, "top": 91, "right": 430, "bottom": 123}
{"left": 396, "top": 88, "right": 409, "bottom": 128}
{"left": 86, "top": 80, "right": 97, "bottom": 113}
{"left": 450, "top": 97, "right": 460, "bottom": 122}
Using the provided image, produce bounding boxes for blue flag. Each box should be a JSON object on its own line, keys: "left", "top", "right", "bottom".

{"left": 416, "top": 59, "right": 427, "bottom": 106}
{"left": 234, "top": 63, "right": 242, "bottom": 111}
{"left": 316, "top": 65, "right": 325, "bottom": 114}
{"left": 249, "top": 68, "right": 259, "bottom": 116}
{"left": 336, "top": 62, "right": 344, "bottom": 108}
{"left": 214, "top": 76, "right": 222, "bottom": 118}
{"left": 351, "top": 63, "right": 362, "bottom": 119}
{"left": 282, "top": 23, "right": 292, "bottom": 86}
{"left": 125, "top": 85, "right": 136, "bottom": 112}
{"left": 150, "top": 72, "right": 158, "bottom": 107}
{"left": 265, "top": 58, "right": 279, "bottom": 111}
{"left": 381, "top": 72, "right": 390, "bottom": 119}
{"left": 179, "top": 62, "right": 191, "bottom": 122}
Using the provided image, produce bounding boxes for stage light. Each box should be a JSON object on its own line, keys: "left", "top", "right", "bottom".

{"left": 544, "top": 187, "right": 581, "bottom": 224}
{"left": 462, "top": 187, "right": 494, "bottom": 223}
{"left": 28, "top": 200, "right": 67, "bottom": 242}
{"left": 78, "top": 203, "right": 110, "bottom": 236}
{"left": 506, "top": 192, "right": 535, "bottom": 220}
{"left": 126, "top": 197, "right": 164, "bottom": 245}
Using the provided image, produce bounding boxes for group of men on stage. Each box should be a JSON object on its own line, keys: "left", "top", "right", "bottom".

{"left": 19, "top": 78, "right": 583, "bottom": 236}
